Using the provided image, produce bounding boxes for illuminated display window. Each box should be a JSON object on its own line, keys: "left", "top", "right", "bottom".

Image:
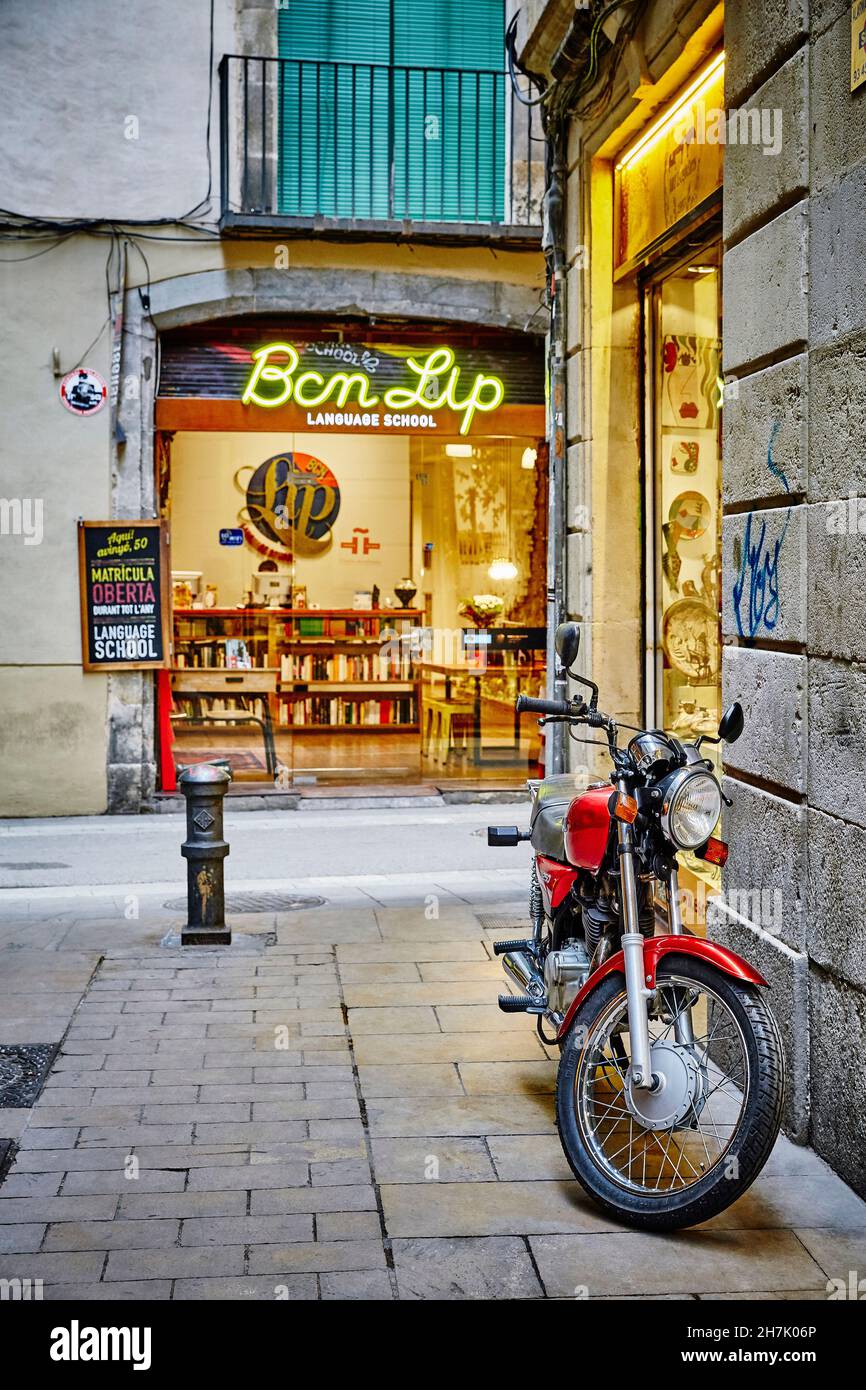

{"left": 644, "top": 240, "right": 723, "bottom": 897}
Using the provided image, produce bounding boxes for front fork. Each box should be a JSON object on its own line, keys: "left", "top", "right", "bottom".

{"left": 667, "top": 864, "right": 695, "bottom": 1047}
{"left": 616, "top": 784, "right": 694, "bottom": 1089}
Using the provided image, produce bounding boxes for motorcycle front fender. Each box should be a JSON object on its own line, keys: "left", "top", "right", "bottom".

{"left": 555, "top": 934, "right": 768, "bottom": 1043}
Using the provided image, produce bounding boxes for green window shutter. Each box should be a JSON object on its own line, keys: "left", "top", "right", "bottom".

{"left": 393, "top": 0, "right": 504, "bottom": 222}
{"left": 277, "top": 1, "right": 504, "bottom": 221}
{"left": 278, "top": 0, "right": 391, "bottom": 62}
{"left": 392, "top": 0, "right": 503, "bottom": 66}
{"left": 277, "top": 1, "right": 393, "bottom": 217}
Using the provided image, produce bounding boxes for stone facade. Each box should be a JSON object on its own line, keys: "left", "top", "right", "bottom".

{"left": 717, "top": 0, "right": 866, "bottom": 1196}
{"left": 519, "top": 0, "right": 866, "bottom": 1195}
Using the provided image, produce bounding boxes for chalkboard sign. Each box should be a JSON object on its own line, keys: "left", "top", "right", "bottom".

{"left": 77, "top": 521, "right": 170, "bottom": 671}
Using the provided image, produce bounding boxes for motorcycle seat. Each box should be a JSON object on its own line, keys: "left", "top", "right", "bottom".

{"left": 531, "top": 802, "right": 569, "bottom": 861}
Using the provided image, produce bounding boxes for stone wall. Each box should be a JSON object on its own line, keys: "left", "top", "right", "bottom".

{"left": 712, "top": 0, "right": 866, "bottom": 1193}
{"left": 519, "top": 0, "right": 866, "bottom": 1194}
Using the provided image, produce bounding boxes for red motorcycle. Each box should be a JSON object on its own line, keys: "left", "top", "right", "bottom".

{"left": 488, "top": 623, "right": 784, "bottom": 1230}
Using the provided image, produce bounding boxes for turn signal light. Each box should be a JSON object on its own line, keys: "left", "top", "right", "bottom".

{"left": 697, "top": 836, "right": 729, "bottom": 866}
{"left": 614, "top": 792, "right": 638, "bottom": 823}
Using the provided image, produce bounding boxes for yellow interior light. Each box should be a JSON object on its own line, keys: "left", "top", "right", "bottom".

{"left": 616, "top": 51, "right": 725, "bottom": 172}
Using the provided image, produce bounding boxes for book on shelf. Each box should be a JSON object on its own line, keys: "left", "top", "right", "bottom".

{"left": 174, "top": 694, "right": 270, "bottom": 719}
{"left": 225, "top": 639, "right": 252, "bottom": 670}
{"left": 279, "top": 650, "right": 415, "bottom": 682}
{"left": 175, "top": 638, "right": 269, "bottom": 670}
{"left": 278, "top": 695, "right": 416, "bottom": 728}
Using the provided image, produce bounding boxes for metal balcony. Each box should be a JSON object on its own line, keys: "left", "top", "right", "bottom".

{"left": 219, "top": 55, "right": 543, "bottom": 246}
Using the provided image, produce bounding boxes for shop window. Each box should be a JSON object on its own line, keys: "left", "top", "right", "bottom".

{"left": 160, "top": 428, "right": 545, "bottom": 789}
{"left": 645, "top": 243, "right": 723, "bottom": 898}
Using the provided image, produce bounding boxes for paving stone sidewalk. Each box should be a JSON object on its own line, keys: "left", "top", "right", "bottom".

{"left": 1, "top": 900, "right": 865, "bottom": 1300}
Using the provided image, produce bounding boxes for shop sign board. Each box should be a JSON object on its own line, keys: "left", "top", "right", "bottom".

{"left": 236, "top": 452, "right": 341, "bottom": 560}
{"left": 77, "top": 520, "right": 170, "bottom": 671}
{"left": 853, "top": 0, "right": 866, "bottom": 92}
{"left": 156, "top": 328, "right": 545, "bottom": 437}
{"left": 240, "top": 344, "right": 504, "bottom": 436}
{"left": 615, "top": 55, "right": 725, "bottom": 271}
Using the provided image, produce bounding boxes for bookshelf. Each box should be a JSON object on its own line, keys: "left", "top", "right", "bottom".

{"left": 172, "top": 608, "right": 424, "bottom": 734}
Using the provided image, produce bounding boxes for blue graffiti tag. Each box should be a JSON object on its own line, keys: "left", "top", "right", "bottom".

{"left": 765, "top": 419, "right": 789, "bottom": 495}
{"left": 732, "top": 512, "right": 787, "bottom": 636}
{"left": 731, "top": 420, "right": 790, "bottom": 638}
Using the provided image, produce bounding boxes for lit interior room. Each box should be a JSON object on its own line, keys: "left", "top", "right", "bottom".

{"left": 162, "top": 416, "right": 547, "bottom": 792}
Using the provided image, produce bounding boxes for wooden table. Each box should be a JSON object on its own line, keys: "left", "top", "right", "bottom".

{"left": 419, "top": 659, "right": 544, "bottom": 766}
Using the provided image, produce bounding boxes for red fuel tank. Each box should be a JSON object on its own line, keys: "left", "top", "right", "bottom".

{"left": 563, "top": 785, "right": 613, "bottom": 871}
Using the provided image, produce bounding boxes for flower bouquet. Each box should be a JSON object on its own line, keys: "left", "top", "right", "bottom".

{"left": 458, "top": 594, "right": 504, "bottom": 629}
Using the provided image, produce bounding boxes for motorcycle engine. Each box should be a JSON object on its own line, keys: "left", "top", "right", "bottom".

{"left": 544, "top": 940, "right": 591, "bottom": 1016}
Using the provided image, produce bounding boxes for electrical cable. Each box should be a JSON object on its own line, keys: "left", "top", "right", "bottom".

{"left": 551, "top": 0, "right": 648, "bottom": 127}
{"left": 63, "top": 234, "right": 119, "bottom": 372}
{"left": 506, "top": 15, "right": 548, "bottom": 108}
{"left": 181, "top": 0, "right": 217, "bottom": 220}
{"left": 129, "top": 239, "right": 154, "bottom": 320}
{"left": 0, "top": 236, "right": 72, "bottom": 261}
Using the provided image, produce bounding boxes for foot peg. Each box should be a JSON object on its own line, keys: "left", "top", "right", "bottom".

{"left": 498, "top": 993, "right": 545, "bottom": 1014}
{"left": 493, "top": 938, "right": 536, "bottom": 956}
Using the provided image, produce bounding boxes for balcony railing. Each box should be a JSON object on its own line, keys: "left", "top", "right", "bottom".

{"left": 219, "top": 55, "right": 543, "bottom": 237}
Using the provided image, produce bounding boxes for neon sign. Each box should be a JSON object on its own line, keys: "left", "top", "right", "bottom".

{"left": 241, "top": 343, "right": 505, "bottom": 435}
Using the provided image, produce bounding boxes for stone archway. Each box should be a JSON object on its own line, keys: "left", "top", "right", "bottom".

{"left": 147, "top": 265, "right": 542, "bottom": 336}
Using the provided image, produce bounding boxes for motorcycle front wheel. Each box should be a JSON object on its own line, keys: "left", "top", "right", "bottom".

{"left": 555, "top": 955, "right": 785, "bottom": 1231}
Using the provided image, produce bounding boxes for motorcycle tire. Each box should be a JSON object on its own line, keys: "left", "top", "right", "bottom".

{"left": 555, "top": 955, "right": 785, "bottom": 1231}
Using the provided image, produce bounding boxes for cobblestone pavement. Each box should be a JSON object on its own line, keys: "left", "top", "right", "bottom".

{"left": 1, "top": 891, "right": 865, "bottom": 1300}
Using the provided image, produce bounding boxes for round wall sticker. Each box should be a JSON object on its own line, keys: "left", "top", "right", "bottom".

{"left": 237, "top": 451, "right": 340, "bottom": 558}
{"left": 60, "top": 368, "right": 108, "bottom": 416}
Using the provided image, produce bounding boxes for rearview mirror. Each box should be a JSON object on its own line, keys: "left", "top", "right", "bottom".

{"left": 718, "top": 701, "right": 744, "bottom": 744}
{"left": 554, "top": 622, "right": 580, "bottom": 669}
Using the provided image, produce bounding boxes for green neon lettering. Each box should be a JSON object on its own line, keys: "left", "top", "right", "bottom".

{"left": 293, "top": 370, "right": 328, "bottom": 407}
{"left": 448, "top": 371, "right": 505, "bottom": 435}
{"left": 241, "top": 343, "right": 299, "bottom": 407}
{"left": 241, "top": 343, "right": 503, "bottom": 431}
{"left": 384, "top": 348, "right": 454, "bottom": 411}
{"left": 294, "top": 370, "right": 380, "bottom": 408}
{"left": 333, "top": 372, "right": 380, "bottom": 408}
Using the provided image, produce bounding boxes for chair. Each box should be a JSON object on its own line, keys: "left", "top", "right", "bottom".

{"left": 170, "top": 670, "right": 279, "bottom": 778}
{"left": 423, "top": 697, "right": 475, "bottom": 763}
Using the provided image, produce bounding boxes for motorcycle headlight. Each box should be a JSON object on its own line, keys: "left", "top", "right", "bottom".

{"left": 660, "top": 768, "right": 722, "bottom": 850}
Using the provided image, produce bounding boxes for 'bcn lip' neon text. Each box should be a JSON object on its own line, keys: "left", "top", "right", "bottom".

{"left": 241, "top": 343, "right": 504, "bottom": 435}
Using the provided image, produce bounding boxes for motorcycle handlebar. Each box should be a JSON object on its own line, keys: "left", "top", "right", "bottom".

{"left": 515, "top": 694, "right": 581, "bottom": 718}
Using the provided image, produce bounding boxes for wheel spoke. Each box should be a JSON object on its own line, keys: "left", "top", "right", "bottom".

{"left": 575, "top": 972, "right": 750, "bottom": 1198}
{"left": 653, "top": 1126, "right": 679, "bottom": 1190}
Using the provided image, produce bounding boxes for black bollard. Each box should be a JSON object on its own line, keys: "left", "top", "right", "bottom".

{"left": 179, "top": 764, "right": 231, "bottom": 945}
